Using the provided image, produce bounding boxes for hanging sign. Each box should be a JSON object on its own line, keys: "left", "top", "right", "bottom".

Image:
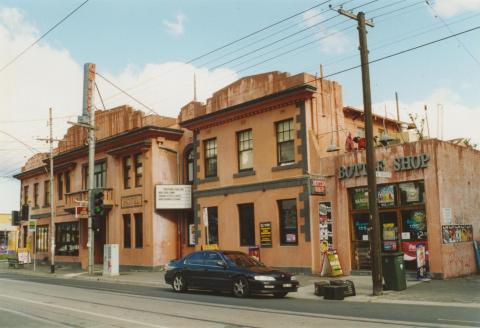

{"left": 27, "top": 220, "right": 37, "bottom": 233}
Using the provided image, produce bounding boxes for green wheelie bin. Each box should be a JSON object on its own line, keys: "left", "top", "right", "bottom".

{"left": 382, "top": 252, "right": 407, "bottom": 291}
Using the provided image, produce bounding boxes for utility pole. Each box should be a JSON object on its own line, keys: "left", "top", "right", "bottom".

{"left": 85, "top": 63, "right": 96, "bottom": 275}
{"left": 338, "top": 9, "right": 383, "bottom": 295}
{"left": 37, "top": 108, "right": 59, "bottom": 273}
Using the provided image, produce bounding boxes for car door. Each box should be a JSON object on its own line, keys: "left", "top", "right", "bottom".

{"left": 202, "top": 251, "right": 232, "bottom": 291}
{"left": 183, "top": 251, "right": 207, "bottom": 288}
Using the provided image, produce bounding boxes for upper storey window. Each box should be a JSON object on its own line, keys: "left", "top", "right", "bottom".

{"left": 276, "top": 119, "right": 295, "bottom": 165}
{"left": 204, "top": 138, "right": 217, "bottom": 178}
{"left": 237, "top": 129, "right": 253, "bottom": 172}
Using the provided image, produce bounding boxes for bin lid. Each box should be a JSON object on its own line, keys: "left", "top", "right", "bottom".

{"left": 381, "top": 252, "right": 404, "bottom": 257}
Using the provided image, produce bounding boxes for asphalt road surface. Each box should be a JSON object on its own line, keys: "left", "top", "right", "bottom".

{"left": 0, "top": 273, "right": 478, "bottom": 328}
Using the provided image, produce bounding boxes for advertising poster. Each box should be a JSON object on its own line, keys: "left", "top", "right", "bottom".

{"left": 259, "top": 222, "right": 272, "bottom": 247}
{"left": 442, "top": 225, "right": 473, "bottom": 244}
{"left": 377, "top": 185, "right": 395, "bottom": 208}
{"left": 318, "top": 202, "right": 333, "bottom": 251}
{"left": 327, "top": 252, "right": 343, "bottom": 277}
{"left": 188, "top": 224, "right": 196, "bottom": 246}
{"left": 401, "top": 241, "right": 429, "bottom": 261}
{"left": 404, "top": 210, "right": 427, "bottom": 240}
{"left": 248, "top": 246, "right": 260, "bottom": 261}
{"left": 416, "top": 243, "right": 427, "bottom": 279}
{"left": 352, "top": 188, "right": 369, "bottom": 210}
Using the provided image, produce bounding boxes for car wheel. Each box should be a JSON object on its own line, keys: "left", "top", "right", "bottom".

{"left": 172, "top": 274, "right": 187, "bottom": 293}
{"left": 232, "top": 277, "right": 250, "bottom": 298}
{"left": 273, "top": 292, "right": 288, "bottom": 298}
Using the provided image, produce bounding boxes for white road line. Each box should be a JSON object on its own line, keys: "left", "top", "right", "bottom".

{"left": 0, "top": 305, "right": 70, "bottom": 327}
{"left": 0, "top": 294, "right": 170, "bottom": 328}
{"left": 439, "top": 319, "right": 480, "bottom": 324}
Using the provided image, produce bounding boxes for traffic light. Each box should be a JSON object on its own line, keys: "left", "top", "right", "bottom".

{"left": 92, "top": 188, "right": 105, "bottom": 217}
{"left": 21, "top": 204, "right": 29, "bottom": 221}
{"left": 11, "top": 210, "right": 20, "bottom": 226}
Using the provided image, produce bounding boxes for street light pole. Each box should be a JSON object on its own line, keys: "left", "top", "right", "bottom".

{"left": 339, "top": 9, "right": 383, "bottom": 295}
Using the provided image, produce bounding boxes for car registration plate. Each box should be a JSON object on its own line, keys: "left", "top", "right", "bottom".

{"left": 283, "top": 283, "right": 292, "bottom": 287}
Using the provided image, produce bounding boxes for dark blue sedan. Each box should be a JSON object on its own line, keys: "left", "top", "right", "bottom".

{"left": 164, "top": 250, "right": 299, "bottom": 298}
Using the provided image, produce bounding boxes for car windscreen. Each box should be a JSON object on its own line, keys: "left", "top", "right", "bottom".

{"left": 224, "top": 253, "right": 262, "bottom": 268}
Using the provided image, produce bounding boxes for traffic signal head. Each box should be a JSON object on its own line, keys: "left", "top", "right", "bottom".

{"left": 93, "top": 189, "right": 104, "bottom": 217}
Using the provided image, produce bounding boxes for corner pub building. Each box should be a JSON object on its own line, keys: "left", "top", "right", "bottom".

{"left": 15, "top": 70, "right": 479, "bottom": 278}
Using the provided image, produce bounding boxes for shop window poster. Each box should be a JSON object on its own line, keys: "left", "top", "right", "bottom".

{"left": 352, "top": 188, "right": 369, "bottom": 210}
{"left": 442, "top": 225, "right": 473, "bottom": 244}
{"left": 377, "top": 185, "right": 395, "bottom": 208}
{"left": 403, "top": 210, "right": 427, "bottom": 240}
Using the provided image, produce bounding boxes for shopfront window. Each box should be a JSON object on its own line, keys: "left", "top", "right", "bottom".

{"left": 352, "top": 213, "right": 369, "bottom": 241}
{"left": 278, "top": 199, "right": 298, "bottom": 245}
{"left": 349, "top": 180, "right": 427, "bottom": 271}
{"left": 55, "top": 222, "right": 79, "bottom": 256}
{"left": 238, "top": 203, "right": 255, "bottom": 246}
{"left": 36, "top": 225, "right": 48, "bottom": 253}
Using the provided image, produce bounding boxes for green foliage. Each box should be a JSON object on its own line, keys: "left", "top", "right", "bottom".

{"left": 408, "top": 113, "right": 426, "bottom": 140}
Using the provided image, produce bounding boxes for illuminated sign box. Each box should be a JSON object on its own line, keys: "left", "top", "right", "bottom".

{"left": 155, "top": 185, "right": 192, "bottom": 209}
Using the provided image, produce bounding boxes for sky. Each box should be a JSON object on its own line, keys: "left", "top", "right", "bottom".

{"left": 0, "top": 0, "right": 480, "bottom": 212}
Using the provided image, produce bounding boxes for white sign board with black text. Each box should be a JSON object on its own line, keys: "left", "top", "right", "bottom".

{"left": 155, "top": 185, "right": 192, "bottom": 209}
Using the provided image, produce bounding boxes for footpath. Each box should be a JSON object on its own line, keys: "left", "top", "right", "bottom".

{"left": 0, "top": 261, "right": 479, "bottom": 308}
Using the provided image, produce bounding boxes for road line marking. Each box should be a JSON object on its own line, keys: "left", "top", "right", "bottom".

{"left": 0, "top": 305, "right": 70, "bottom": 327}
{"left": 439, "top": 319, "right": 480, "bottom": 324}
{"left": 0, "top": 294, "right": 170, "bottom": 328}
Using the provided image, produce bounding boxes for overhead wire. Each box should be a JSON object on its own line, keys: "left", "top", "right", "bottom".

{"left": 0, "top": 0, "right": 90, "bottom": 74}
{"left": 425, "top": 0, "right": 480, "bottom": 68}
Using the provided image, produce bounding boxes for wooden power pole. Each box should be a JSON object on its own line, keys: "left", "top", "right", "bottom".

{"left": 338, "top": 9, "right": 383, "bottom": 296}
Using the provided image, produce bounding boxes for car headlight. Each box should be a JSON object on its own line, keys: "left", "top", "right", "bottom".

{"left": 254, "top": 275, "right": 275, "bottom": 281}
{"left": 290, "top": 276, "right": 297, "bottom": 281}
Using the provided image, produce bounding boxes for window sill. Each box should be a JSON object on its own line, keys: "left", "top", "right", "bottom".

{"left": 233, "top": 170, "right": 256, "bottom": 178}
{"left": 271, "top": 162, "right": 301, "bottom": 172}
{"left": 198, "top": 176, "right": 220, "bottom": 184}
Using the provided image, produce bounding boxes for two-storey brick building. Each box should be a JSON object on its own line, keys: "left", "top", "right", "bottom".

{"left": 14, "top": 106, "right": 195, "bottom": 270}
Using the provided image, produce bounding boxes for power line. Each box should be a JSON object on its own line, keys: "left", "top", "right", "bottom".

{"left": 321, "top": 24, "right": 480, "bottom": 79}
{"left": 0, "top": 115, "right": 77, "bottom": 124}
{"left": 95, "top": 72, "right": 160, "bottom": 116}
{"left": 0, "top": 0, "right": 90, "bottom": 74}
{"left": 101, "top": 0, "right": 339, "bottom": 102}
{"left": 425, "top": 0, "right": 480, "bottom": 68}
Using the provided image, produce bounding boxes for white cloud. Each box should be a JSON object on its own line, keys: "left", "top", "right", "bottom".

{"left": 371, "top": 88, "right": 480, "bottom": 144}
{"left": 0, "top": 7, "right": 238, "bottom": 212}
{"left": 433, "top": 0, "right": 480, "bottom": 17}
{"left": 162, "top": 14, "right": 187, "bottom": 36}
{"left": 302, "top": 9, "right": 351, "bottom": 54}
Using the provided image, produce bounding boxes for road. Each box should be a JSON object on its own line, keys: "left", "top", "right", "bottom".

{"left": 0, "top": 273, "right": 478, "bottom": 328}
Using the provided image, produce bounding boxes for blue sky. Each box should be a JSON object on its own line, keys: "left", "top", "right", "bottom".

{"left": 0, "top": 0, "right": 479, "bottom": 212}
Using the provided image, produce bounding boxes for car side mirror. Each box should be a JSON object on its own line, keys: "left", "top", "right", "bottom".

{"left": 216, "top": 260, "right": 227, "bottom": 268}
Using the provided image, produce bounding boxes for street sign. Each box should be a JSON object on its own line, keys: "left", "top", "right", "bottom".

{"left": 376, "top": 171, "right": 392, "bottom": 178}
{"left": 27, "top": 220, "right": 36, "bottom": 232}
{"left": 75, "top": 206, "right": 88, "bottom": 219}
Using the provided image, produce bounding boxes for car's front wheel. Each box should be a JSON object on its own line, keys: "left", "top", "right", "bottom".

{"left": 232, "top": 277, "right": 250, "bottom": 298}
{"left": 172, "top": 274, "right": 187, "bottom": 293}
{"left": 273, "top": 292, "right": 288, "bottom": 298}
